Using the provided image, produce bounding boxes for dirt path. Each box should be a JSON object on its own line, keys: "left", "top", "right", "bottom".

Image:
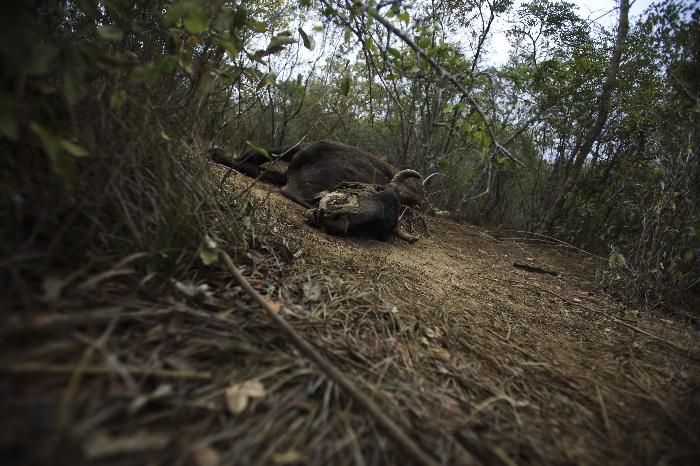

{"left": 230, "top": 166, "right": 700, "bottom": 465}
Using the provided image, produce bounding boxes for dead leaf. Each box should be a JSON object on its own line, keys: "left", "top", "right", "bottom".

{"left": 272, "top": 449, "right": 304, "bottom": 464}
{"left": 425, "top": 327, "right": 441, "bottom": 339}
{"left": 41, "top": 276, "right": 67, "bottom": 303}
{"left": 266, "top": 300, "right": 282, "bottom": 314}
{"left": 192, "top": 445, "right": 221, "bottom": 466}
{"left": 440, "top": 394, "right": 463, "bottom": 416}
{"left": 225, "top": 380, "right": 266, "bottom": 414}
{"left": 302, "top": 282, "right": 321, "bottom": 302}
{"left": 173, "top": 280, "right": 212, "bottom": 299}
{"left": 433, "top": 347, "right": 452, "bottom": 360}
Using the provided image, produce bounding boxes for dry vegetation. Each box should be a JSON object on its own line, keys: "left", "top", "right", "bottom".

{"left": 2, "top": 166, "right": 698, "bottom": 466}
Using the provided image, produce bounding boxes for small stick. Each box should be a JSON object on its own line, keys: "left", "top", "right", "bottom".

{"left": 220, "top": 251, "right": 439, "bottom": 466}
{"left": 2, "top": 362, "right": 212, "bottom": 381}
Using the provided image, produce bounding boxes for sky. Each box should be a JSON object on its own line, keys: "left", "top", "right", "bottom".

{"left": 488, "top": 0, "right": 655, "bottom": 64}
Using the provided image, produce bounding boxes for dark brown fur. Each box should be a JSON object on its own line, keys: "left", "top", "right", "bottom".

{"left": 209, "top": 140, "right": 425, "bottom": 208}
{"left": 209, "top": 140, "right": 425, "bottom": 242}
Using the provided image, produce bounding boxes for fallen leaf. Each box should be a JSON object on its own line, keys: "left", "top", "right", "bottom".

{"left": 302, "top": 282, "right": 321, "bottom": 302}
{"left": 225, "top": 380, "right": 266, "bottom": 414}
{"left": 440, "top": 394, "right": 463, "bottom": 415}
{"left": 266, "top": 300, "right": 282, "bottom": 314}
{"left": 272, "top": 449, "right": 304, "bottom": 464}
{"left": 41, "top": 276, "right": 67, "bottom": 303}
{"left": 174, "top": 280, "right": 212, "bottom": 299}
{"left": 433, "top": 347, "right": 452, "bottom": 360}
{"left": 192, "top": 445, "right": 221, "bottom": 466}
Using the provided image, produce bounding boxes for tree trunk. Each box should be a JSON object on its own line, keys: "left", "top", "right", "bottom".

{"left": 545, "top": 0, "right": 630, "bottom": 228}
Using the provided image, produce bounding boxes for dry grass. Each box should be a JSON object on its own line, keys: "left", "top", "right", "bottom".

{"left": 1, "top": 167, "right": 699, "bottom": 466}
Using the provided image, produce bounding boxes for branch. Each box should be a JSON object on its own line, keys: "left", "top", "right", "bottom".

{"left": 344, "top": 1, "right": 524, "bottom": 167}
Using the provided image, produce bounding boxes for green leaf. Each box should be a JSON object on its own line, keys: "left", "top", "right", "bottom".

{"left": 59, "top": 139, "right": 89, "bottom": 157}
{"left": 298, "top": 28, "right": 315, "bottom": 50}
{"left": 110, "top": 89, "right": 128, "bottom": 109}
{"left": 398, "top": 11, "right": 410, "bottom": 25}
{"left": 30, "top": 122, "right": 78, "bottom": 190}
{"left": 232, "top": 5, "right": 247, "bottom": 29}
{"left": 199, "top": 235, "right": 219, "bottom": 265}
{"left": 219, "top": 38, "right": 241, "bottom": 60}
{"left": 252, "top": 45, "right": 284, "bottom": 61}
{"left": 256, "top": 72, "right": 276, "bottom": 90}
{"left": 340, "top": 73, "right": 351, "bottom": 96}
{"left": 245, "top": 140, "right": 270, "bottom": 159}
{"left": 97, "top": 25, "right": 124, "bottom": 41}
{"left": 312, "top": 25, "right": 324, "bottom": 33}
{"left": 184, "top": 9, "right": 208, "bottom": 33}
{"left": 387, "top": 47, "right": 401, "bottom": 60}
{"left": 268, "top": 34, "right": 297, "bottom": 49}
{"left": 246, "top": 18, "right": 267, "bottom": 33}
{"left": 164, "top": 1, "right": 209, "bottom": 33}
{"left": 344, "top": 27, "right": 351, "bottom": 43}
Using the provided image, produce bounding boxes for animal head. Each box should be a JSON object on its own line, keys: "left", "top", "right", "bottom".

{"left": 306, "top": 183, "right": 418, "bottom": 243}
{"left": 208, "top": 146, "right": 228, "bottom": 164}
{"left": 388, "top": 169, "right": 426, "bottom": 207}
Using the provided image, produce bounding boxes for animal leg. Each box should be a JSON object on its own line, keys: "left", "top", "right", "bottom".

{"left": 210, "top": 148, "right": 286, "bottom": 185}
{"left": 280, "top": 186, "right": 314, "bottom": 208}
{"left": 392, "top": 224, "right": 419, "bottom": 243}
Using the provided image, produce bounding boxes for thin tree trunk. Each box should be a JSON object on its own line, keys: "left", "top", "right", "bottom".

{"left": 545, "top": 0, "right": 630, "bottom": 227}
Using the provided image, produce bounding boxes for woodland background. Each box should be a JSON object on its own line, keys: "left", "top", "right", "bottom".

{"left": 1, "top": 0, "right": 698, "bottom": 310}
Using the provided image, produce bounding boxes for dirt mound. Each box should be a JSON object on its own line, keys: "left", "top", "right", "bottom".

{"left": 2, "top": 166, "right": 698, "bottom": 466}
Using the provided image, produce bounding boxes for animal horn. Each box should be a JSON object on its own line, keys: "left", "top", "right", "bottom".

{"left": 422, "top": 172, "right": 447, "bottom": 186}
{"left": 391, "top": 169, "right": 422, "bottom": 183}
